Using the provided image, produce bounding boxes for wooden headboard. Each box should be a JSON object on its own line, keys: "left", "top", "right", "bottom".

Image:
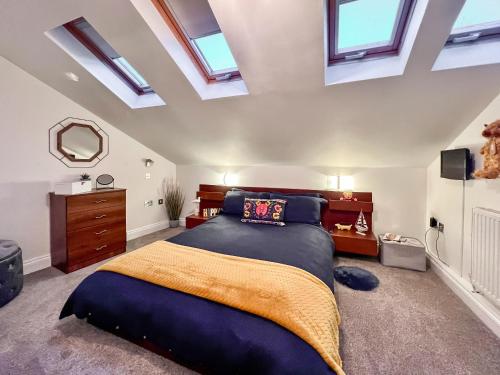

{"left": 196, "top": 184, "right": 374, "bottom": 234}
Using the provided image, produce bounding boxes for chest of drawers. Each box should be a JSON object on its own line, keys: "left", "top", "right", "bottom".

{"left": 50, "top": 189, "right": 126, "bottom": 273}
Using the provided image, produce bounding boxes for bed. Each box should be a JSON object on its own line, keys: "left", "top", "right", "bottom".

{"left": 60, "top": 192, "right": 339, "bottom": 374}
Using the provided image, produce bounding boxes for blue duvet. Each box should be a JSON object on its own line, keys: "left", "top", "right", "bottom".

{"left": 60, "top": 214, "right": 336, "bottom": 374}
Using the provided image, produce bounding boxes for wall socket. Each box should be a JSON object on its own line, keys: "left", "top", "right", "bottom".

{"left": 437, "top": 222, "right": 444, "bottom": 233}
{"left": 144, "top": 200, "right": 153, "bottom": 207}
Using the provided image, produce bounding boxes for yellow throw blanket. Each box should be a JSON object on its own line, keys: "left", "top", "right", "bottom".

{"left": 98, "top": 241, "right": 344, "bottom": 375}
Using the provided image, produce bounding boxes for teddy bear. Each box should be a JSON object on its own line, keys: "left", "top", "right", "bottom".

{"left": 474, "top": 119, "right": 500, "bottom": 179}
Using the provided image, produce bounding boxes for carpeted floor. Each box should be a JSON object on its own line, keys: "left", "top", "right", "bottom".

{"left": 1, "top": 228, "right": 499, "bottom": 375}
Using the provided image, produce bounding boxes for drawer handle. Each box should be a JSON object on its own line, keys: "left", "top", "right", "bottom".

{"left": 95, "top": 229, "right": 108, "bottom": 235}
{"left": 94, "top": 199, "right": 108, "bottom": 204}
{"left": 95, "top": 215, "right": 107, "bottom": 219}
{"left": 95, "top": 245, "right": 108, "bottom": 251}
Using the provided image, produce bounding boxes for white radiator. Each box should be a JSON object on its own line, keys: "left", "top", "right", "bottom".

{"left": 471, "top": 207, "right": 500, "bottom": 308}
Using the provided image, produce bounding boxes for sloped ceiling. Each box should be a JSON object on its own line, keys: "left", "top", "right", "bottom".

{"left": 1, "top": 0, "right": 499, "bottom": 167}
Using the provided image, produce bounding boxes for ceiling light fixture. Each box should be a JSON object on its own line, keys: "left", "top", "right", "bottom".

{"left": 64, "top": 72, "right": 79, "bottom": 82}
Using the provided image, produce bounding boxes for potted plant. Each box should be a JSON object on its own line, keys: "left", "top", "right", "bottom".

{"left": 163, "top": 179, "right": 185, "bottom": 228}
{"left": 80, "top": 173, "right": 91, "bottom": 181}
{"left": 78, "top": 172, "right": 92, "bottom": 193}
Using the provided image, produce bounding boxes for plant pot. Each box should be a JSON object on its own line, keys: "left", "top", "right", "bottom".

{"left": 169, "top": 220, "right": 180, "bottom": 228}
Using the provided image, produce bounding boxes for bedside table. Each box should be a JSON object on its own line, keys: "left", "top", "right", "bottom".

{"left": 331, "top": 228, "right": 378, "bottom": 256}
{"left": 185, "top": 214, "right": 210, "bottom": 229}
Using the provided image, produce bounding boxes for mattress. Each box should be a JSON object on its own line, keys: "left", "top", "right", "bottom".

{"left": 60, "top": 214, "right": 336, "bottom": 374}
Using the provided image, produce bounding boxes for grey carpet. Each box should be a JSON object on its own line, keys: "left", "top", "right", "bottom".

{"left": 0, "top": 228, "right": 498, "bottom": 375}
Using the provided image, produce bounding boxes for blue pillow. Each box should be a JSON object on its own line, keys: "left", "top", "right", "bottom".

{"left": 269, "top": 193, "right": 326, "bottom": 225}
{"left": 223, "top": 190, "right": 270, "bottom": 215}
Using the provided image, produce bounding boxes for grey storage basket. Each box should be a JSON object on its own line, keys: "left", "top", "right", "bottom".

{"left": 379, "top": 235, "right": 426, "bottom": 272}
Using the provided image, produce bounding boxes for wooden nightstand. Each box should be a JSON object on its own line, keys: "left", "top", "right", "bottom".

{"left": 328, "top": 193, "right": 377, "bottom": 256}
{"left": 331, "top": 228, "right": 378, "bottom": 256}
{"left": 185, "top": 214, "right": 210, "bottom": 229}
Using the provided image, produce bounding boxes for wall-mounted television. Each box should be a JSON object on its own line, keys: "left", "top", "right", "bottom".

{"left": 440, "top": 148, "right": 473, "bottom": 180}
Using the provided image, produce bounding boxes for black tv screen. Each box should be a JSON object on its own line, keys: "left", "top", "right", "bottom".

{"left": 440, "top": 148, "right": 472, "bottom": 180}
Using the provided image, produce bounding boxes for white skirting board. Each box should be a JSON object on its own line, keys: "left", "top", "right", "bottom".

{"left": 428, "top": 252, "right": 500, "bottom": 338}
{"left": 126, "top": 220, "right": 170, "bottom": 241}
{"left": 23, "top": 254, "right": 51, "bottom": 275}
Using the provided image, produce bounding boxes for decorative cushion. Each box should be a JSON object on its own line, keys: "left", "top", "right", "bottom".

{"left": 333, "top": 266, "right": 379, "bottom": 291}
{"left": 223, "top": 190, "right": 270, "bottom": 215}
{"left": 241, "top": 198, "right": 287, "bottom": 226}
{"left": 0, "top": 240, "right": 23, "bottom": 308}
{"left": 270, "top": 193, "right": 326, "bottom": 225}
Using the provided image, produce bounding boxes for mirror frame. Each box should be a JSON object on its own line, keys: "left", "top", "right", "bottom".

{"left": 56, "top": 123, "right": 103, "bottom": 162}
{"left": 49, "top": 117, "right": 109, "bottom": 168}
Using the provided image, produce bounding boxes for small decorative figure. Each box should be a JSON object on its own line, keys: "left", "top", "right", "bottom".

{"left": 335, "top": 223, "right": 352, "bottom": 231}
{"left": 340, "top": 191, "right": 358, "bottom": 201}
{"left": 474, "top": 119, "right": 500, "bottom": 179}
{"left": 355, "top": 210, "right": 368, "bottom": 236}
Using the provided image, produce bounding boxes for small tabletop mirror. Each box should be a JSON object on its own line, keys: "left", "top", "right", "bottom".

{"left": 96, "top": 174, "right": 114, "bottom": 189}
{"left": 57, "top": 123, "right": 103, "bottom": 162}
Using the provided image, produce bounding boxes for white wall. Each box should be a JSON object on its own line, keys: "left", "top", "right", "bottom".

{"left": 0, "top": 56, "right": 176, "bottom": 272}
{"left": 426, "top": 91, "right": 500, "bottom": 336}
{"left": 178, "top": 165, "right": 427, "bottom": 240}
{"left": 427, "top": 91, "right": 500, "bottom": 276}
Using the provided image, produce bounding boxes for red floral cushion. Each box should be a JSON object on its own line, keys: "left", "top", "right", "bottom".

{"left": 241, "top": 198, "right": 287, "bottom": 226}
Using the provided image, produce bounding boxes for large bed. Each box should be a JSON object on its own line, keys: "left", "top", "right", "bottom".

{"left": 61, "top": 193, "right": 339, "bottom": 374}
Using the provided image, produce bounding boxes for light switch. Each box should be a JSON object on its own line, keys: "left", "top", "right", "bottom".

{"left": 145, "top": 172, "right": 151, "bottom": 180}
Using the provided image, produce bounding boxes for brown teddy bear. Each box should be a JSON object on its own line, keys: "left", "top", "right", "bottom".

{"left": 474, "top": 119, "right": 500, "bottom": 179}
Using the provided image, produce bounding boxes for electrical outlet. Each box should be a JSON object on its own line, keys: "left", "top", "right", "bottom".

{"left": 145, "top": 172, "right": 151, "bottom": 180}
{"left": 438, "top": 222, "right": 444, "bottom": 233}
{"left": 158, "top": 198, "right": 164, "bottom": 205}
{"left": 144, "top": 200, "right": 153, "bottom": 207}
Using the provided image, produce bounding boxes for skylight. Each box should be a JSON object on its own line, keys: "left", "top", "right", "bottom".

{"left": 328, "top": 0, "right": 416, "bottom": 63}
{"left": 64, "top": 17, "right": 154, "bottom": 95}
{"left": 193, "top": 33, "right": 238, "bottom": 74}
{"left": 154, "top": 0, "right": 240, "bottom": 82}
{"left": 447, "top": 0, "right": 500, "bottom": 45}
{"left": 113, "top": 57, "right": 151, "bottom": 89}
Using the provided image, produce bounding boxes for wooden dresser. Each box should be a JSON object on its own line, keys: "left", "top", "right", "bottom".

{"left": 50, "top": 189, "right": 126, "bottom": 273}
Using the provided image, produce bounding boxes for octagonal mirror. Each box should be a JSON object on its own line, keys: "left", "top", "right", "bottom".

{"left": 56, "top": 123, "right": 103, "bottom": 162}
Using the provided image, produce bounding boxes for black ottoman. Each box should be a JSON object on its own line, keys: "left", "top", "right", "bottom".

{"left": 0, "top": 240, "right": 23, "bottom": 307}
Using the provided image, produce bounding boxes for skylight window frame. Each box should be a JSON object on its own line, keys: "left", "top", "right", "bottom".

{"left": 327, "top": 0, "right": 416, "bottom": 64}
{"left": 446, "top": 21, "right": 500, "bottom": 46}
{"left": 63, "top": 18, "right": 153, "bottom": 96}
{"left": 152, "top": 0, "right": 241, "bottom": 83}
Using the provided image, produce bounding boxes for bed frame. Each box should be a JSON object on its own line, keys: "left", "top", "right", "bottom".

{"left": 195, "top": 184, "right": 378, "bottom": 256}
{"left": 82, "top": 184, "right": 376, "bottom": 373}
